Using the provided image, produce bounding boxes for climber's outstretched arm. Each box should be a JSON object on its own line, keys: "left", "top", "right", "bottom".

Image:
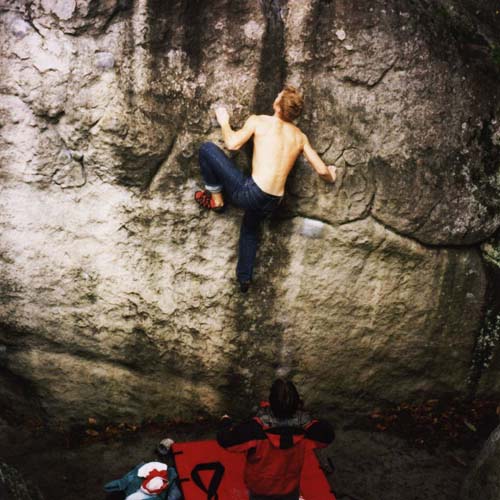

{"left": 215, "top": 107, "right": 256, "bottom": 151}
{"left": 302, "top": 134, "right": 337, "bottom": 183}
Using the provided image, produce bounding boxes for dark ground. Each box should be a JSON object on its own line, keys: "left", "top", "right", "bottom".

{"left": 1, "top": 401, "right": 497, "bottom": 500}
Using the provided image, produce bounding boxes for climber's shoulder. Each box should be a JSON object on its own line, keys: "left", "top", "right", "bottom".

{"left": 253, "top": 114, "right": 273, "bottom": 125}
{"left": 253, "top": 114, "right": 302, "bottom": 134}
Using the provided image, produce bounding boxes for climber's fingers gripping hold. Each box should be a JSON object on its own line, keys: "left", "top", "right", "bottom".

{"left": 215, "top": 106, "right": 230, "bottom": 126}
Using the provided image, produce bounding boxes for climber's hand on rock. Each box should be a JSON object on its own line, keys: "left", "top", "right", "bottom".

{"left": 319, "top": 165, "right": 337, "bottom": 183}
{"left": 215, "top": 107, "right": 230, "bottom": 126}
{"left": 326, "top": 165, "right": 337, "bottom": 183}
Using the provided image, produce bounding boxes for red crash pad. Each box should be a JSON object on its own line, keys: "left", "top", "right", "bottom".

{"left": 172, "top": 439, "right": 335, "bottom": 500}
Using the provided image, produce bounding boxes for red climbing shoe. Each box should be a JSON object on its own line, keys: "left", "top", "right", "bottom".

{"left": 195, "top": 190, "right": 225, "bottom": 213}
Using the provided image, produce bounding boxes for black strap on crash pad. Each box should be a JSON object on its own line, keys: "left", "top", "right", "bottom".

{"left": 190, "top": 461, "right": 225, "bottom": 500}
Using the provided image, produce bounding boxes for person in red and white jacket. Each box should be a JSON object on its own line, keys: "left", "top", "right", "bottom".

{"left": 216, "top": 379, "right": 335, "bottom": 500}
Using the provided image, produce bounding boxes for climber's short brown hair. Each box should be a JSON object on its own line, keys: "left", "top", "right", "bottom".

{"left": 278, "top": 85, "right": 304, "bottom": 122}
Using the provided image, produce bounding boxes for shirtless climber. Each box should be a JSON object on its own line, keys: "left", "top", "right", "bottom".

{"left": 195, "top": 86, "right": 337, "bottom": 292}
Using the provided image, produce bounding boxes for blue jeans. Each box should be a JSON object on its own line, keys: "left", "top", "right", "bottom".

{"left": 198, "top": 142, "right": 282, "bottom": 282}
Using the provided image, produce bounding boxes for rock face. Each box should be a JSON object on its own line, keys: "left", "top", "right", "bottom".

{"left": 460, "top": 424, "right": 500, "bottom": 500}
{"left": 0, "top": 0, "right": 499, "bottom": 425}
{"left": 0, "top": 462, "right": 44, "bottom": 500}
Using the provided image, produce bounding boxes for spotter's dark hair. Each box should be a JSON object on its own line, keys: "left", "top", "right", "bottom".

{"left": 269, "top": 379, "right": 301, "bottom": 419}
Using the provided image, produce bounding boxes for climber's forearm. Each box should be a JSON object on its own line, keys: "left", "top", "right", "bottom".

{"left": 319, "top": 166, "right": 337, "bottom": 183}
{"left": 220, "top": 122, "right": 237, "bottom": 150}
{"left": 302, "top": 136, "right": 336, "bottom": 183}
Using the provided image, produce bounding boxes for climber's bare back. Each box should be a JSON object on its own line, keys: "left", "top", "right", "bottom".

{"left": 250, "top": 115, "right": 304, "bottom": 196}
{"left": 215, "top": 97, "right": 336, "bottom": 196}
